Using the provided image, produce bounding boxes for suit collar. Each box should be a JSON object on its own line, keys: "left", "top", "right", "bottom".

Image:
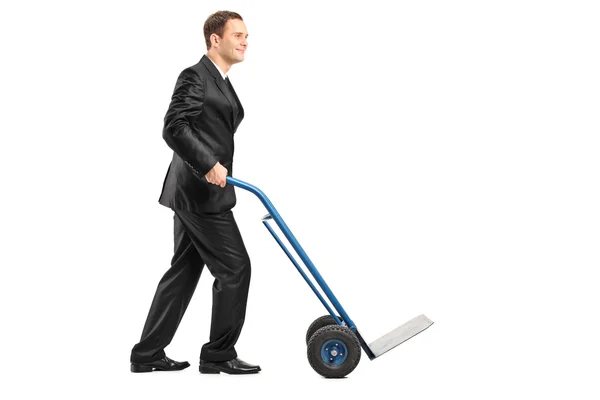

{"left": 208, "top": 57, "right": 227, "bottom": 79}
{"left": 200, "top": 54, "right": 227, "bottom": 80}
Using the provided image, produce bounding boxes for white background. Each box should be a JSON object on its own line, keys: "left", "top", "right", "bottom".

{"left": 1, "top": 0, "right": 599, "bottom": 398}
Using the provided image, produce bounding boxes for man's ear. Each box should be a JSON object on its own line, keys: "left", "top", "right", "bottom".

{"left": 210, "top": 33, "right": 220, "bottom": 47}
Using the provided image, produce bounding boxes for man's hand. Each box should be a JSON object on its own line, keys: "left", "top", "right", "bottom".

{"left": 205, "top": 162, "right": 228, "bottom": 188}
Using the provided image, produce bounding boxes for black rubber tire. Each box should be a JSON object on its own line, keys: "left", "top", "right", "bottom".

{"left": 305, "top": 315, "right": 340, "bottom": 345}
{"left": 307, "top": 325, "right": 361, "bottom": 378}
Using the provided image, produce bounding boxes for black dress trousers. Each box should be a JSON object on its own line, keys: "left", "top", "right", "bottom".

{"left": 130, "top": 209, "right": 251, "bottom": 363}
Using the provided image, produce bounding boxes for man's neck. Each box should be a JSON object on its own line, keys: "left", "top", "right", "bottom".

{"left": 206, "top": 51, "right": 231, "bottom": 76}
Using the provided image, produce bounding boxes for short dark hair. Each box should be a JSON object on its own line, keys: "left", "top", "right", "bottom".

{"left": 204, "top": 11, "right": 243, "bottom": 50}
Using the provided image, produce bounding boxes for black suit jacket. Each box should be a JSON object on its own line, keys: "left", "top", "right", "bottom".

{"left": 158, "top": 55, "right": 244, "bottom": 213}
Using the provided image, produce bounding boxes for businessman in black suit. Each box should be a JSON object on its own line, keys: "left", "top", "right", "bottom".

{"left": 130, "top": 11, "right": 260, "bottom": 375}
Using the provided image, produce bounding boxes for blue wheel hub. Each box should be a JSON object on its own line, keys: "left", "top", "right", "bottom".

{"left": 321, "top": 339, "right": 348, "bottom": 366}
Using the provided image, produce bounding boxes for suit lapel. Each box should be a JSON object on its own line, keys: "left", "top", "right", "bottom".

{"left": 217, "top": 77, "right": 239, "bottom": 122}
{"left": 226, "top": 78, "right": 244, "bottom": 122}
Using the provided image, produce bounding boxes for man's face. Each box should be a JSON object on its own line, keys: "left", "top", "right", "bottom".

{"left": 215, "top": 19, "right": 248, "bottom": 65}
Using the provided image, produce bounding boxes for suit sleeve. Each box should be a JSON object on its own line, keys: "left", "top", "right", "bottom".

{"left": 162, "top": 68, "right": 219, "bottom": 177}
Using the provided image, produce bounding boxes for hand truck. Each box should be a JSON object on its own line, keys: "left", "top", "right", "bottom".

{"left": 228, "top": 176, "right": 433, "bottom": 378}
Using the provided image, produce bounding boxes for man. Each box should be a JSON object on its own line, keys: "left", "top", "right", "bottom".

{"left": 130, "top": 11, "right": 260, "bottom": 375}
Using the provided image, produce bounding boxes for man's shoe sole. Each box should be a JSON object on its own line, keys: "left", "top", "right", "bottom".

{"left": 199, "top": 365, "right": 260, "bottom": 375}
{"left": 131, "top": 362, "right": 190, "bottom": 373}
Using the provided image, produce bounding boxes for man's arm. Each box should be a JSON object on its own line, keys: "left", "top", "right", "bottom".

{"left": 162, "top": 68, "right": 219, "bottom": 178}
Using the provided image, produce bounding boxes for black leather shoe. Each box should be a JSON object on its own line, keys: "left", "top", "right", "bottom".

{"left": 199, "top": 357, "right": 261, "bottom": 374}
{"left": 131, "top": 356, "right": 190, "bottom": 373}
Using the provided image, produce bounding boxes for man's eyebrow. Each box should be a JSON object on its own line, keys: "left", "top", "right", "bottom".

{"left": 232, "top": 32, "right": 249, "bottom": 36}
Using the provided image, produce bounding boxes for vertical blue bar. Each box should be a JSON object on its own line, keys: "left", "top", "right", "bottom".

{"left": 227, "top": 176, "right": 356, "bottom": 330}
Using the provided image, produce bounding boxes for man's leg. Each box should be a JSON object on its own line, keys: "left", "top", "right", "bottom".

{"left": 130, "top": 212, "right": 205, "bottom": 364}
{"left": 173, "top": 209, "right": 251, "bottom": 363}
